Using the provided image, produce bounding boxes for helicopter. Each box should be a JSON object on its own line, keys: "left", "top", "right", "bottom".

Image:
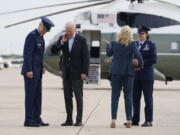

{"left": 2, "top": 0, "right": 180, "bottom": 84}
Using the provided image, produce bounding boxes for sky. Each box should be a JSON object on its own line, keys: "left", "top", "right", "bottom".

{"left": 0, "top": 0, "right": 104, "bottom": 55}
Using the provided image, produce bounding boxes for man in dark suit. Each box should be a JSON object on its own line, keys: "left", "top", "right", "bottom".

{"left": 51, "top": 22, "right": 89, "bottom": 126}
{"left": 21, "top": 17, "right": 54, "bottom": 127}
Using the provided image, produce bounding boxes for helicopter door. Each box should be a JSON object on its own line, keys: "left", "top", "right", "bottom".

{"left": 82, "top": 30, "right": 101, "bottom": 85}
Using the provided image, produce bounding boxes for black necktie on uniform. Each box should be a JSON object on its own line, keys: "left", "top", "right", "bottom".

{"left": 139, "top": 43, "right": 143, "bottom": 50}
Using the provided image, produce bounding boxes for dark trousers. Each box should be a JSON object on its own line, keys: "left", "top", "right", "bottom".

{"left": 111, "top": 75, "right": 133, "bottom": 120}
{"left": 133, "top": 80, "right": 154, "bottom": 123}
{"left": 24, "top": 76, "right": 42, "bottom": 123}
{"left": 63, "top": 76, "right": 83, "bottom": 122}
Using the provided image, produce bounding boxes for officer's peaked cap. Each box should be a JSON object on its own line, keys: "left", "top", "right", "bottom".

{"left": 41, "top": 16, "right": 54, "bottom": 32}
{"left": 138, "top": 26, "right": 150, "bottom": 34}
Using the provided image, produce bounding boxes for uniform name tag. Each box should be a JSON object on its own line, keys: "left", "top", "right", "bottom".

{"left": 143, "top": 45, "right": 150, "bottom": 51}
{"left": 37, "top": 44, "right": 41, "bottom": 48}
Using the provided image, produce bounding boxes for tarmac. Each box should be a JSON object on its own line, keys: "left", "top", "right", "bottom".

{"left": 0, "top": 68, "right": 180, "bottom": 135}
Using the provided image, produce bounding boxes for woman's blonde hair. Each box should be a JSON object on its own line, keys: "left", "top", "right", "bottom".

{"left": 117, "top": 25, "right": 133, "bottom": 46}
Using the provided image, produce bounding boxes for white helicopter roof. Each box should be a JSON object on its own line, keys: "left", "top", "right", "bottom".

{"left": 97, "top": 0, "right": 180, "bottom": 21}
{"left": 75, "top": 0, "right": 180, "bottom": 34}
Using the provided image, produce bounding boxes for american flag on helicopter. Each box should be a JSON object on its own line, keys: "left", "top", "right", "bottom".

{"left": 97, "top": 13, "right": 116, "bottom": 25}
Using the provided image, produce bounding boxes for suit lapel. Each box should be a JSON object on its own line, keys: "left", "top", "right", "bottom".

{"left": 64, "top": 41, "right": 70, "bottom": 56}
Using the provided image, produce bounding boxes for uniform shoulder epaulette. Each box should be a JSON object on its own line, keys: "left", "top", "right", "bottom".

{"left": 26, "top": 30, "right": 36, "bottom": 40}
{"left": 31, "top": 31, "right": 36, "bottom": 35}
{"left": 31, "top": 30, "right": 37, "bottom": 36}
{"left": 147, "top": 40, "right": 155, "bottom": 45}
{"left": 29, "top": 30, "right": 37, "bottom": 36}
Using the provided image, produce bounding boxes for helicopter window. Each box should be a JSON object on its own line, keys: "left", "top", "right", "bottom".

{"left": 171, "top": 42, "right": 180, "bottom": 53}
{"left": 98, "top": 14, "right": 105, "bottom": 19}
{"left": 171, "top": 42, "right": 178, "bottom": 50}
{"left": 92, "top": 41, "right": 100, "bottom": 47}
{"left": 117, "top": 12, "right": 180, "bottom": 28}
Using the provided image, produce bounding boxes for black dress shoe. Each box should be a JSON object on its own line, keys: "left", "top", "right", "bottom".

{"left": 74, "top": 122, "right": 83, "bottom": 126}
{"left": 141, "top": 122, "right": 153, "bottom": 127}
{"left": 39, "top": 121, "right": 49, "bottom": 126}
{"left": 24, "top": 122, "right": 40, "bottom": 127}
{"left": 124, "top": 122, "right": 139, "bottom": 126}
{"left": 61, "top": 121, "right": 73, "bottom": 126}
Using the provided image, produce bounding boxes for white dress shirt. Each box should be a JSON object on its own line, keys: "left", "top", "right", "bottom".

{"left": 68, "top": 34, "right": 76, "bottom": 52}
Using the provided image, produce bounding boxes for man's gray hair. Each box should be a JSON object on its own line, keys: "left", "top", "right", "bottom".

{"left": 65, "top": 22, "right": 76, "bottom": 28}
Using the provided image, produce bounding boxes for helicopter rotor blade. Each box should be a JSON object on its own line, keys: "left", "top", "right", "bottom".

{"left": 154, "top": 0, "right": 180, "bottom": 8}
{"left": 4, "top": 0, "right": 114, "bottom": 28}
{"left": 0, "top": 0, "right": 107, "bottom": 15}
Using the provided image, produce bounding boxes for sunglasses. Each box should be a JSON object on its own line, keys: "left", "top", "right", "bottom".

{"left": 43, "top": 25, "right": 50, "bottom": 32}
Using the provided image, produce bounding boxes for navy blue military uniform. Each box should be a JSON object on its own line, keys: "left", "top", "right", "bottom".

{"left": 132, "top": 26, "right": 157, "bottom": 126}
{"left": 21, "top": 17, "right": 54, "bottom": 125}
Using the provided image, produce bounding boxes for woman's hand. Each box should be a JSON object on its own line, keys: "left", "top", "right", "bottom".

{"left": 102, "top": 39, "right": 110, "bottom": 45}
{"left": 132, "top": 59, "right": 139, "bottom": 66}
{"left": 26, "top": 71, "right": 33, "bottom": 79}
